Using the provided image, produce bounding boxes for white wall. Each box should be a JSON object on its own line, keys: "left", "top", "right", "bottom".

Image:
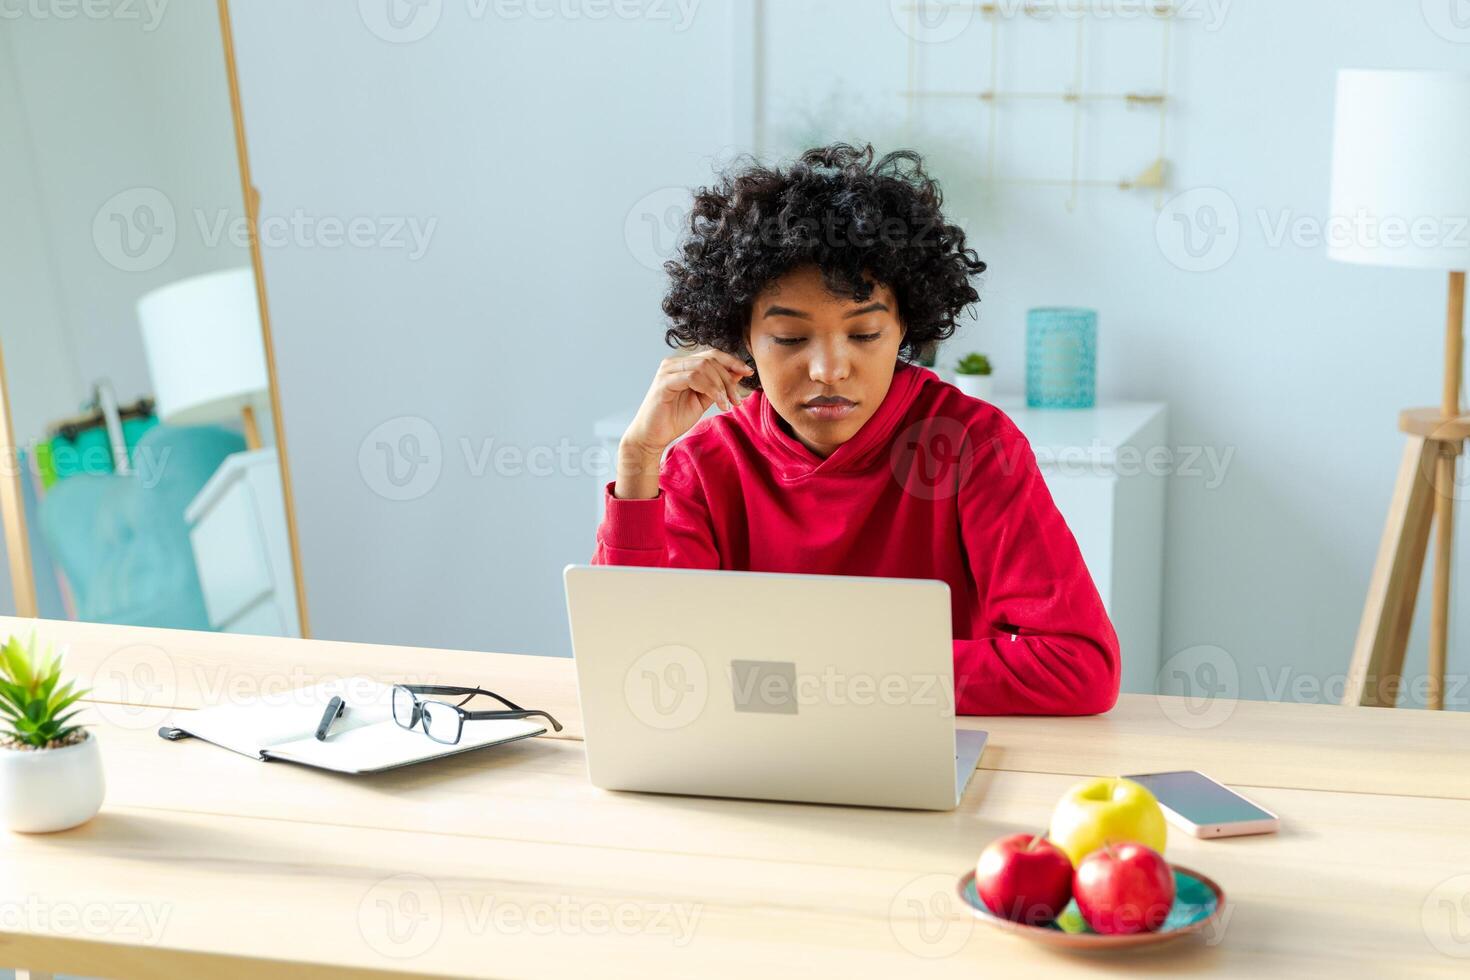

{"left": 227, "top": 0, "right": 739, "bottom": 656}
{"left": 0, "top": 27, "right": 89, "bottom": 445}
{"left": 227, "top": 1, "right": 1466, "bottom": 706}
{"left": 0, "top": 6, "right": 250, "bottom": 443}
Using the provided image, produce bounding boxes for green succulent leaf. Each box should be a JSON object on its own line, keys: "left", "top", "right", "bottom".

{"left": 955, "top": 352, "right": 992, "bottom": 376}
{"left": 0, "top": 633, "right": 90, "bottom": 748}
{"left": 1, "top": 638, "right": 33, "bottom": 689}
{"left": 49, "top": 683, "right": 83, "bottom": 714}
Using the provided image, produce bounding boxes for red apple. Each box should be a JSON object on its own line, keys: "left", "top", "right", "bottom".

{"left": 975, "top": 833, "right": 1074, "bottom": 926}
{"left": 1073, "top": 842, "right": 1176, "bottom": 935}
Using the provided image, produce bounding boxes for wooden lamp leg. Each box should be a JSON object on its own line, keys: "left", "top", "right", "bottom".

{"left": 241, "top": 403, "right": 263, "bottom": 451}
{"left": 1427, "top": 447, "right": 1457, "bottom": 710}
{"left": 1427, "top": 270, "right": 1466, "bottom": 710}
{"left": 1348, "top": 271, "right": 1466, "bottom": 709}
{"left": 1345, "top": 437, "right": 1438, "bottom": 706}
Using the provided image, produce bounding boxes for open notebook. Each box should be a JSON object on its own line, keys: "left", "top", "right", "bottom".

{"left": 157, "top": 676, "right": 548, "bottom": 774}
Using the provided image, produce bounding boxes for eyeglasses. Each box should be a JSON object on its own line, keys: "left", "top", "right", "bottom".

{"left": 390, "top": 684, "right": 564, "bottom": 745}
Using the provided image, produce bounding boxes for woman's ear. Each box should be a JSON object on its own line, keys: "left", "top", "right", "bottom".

{"left": 737, "top": 330, "right": 758, "bottom": 389}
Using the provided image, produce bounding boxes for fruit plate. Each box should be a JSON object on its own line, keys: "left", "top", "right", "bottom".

{"left": 956, "top": 865, "right": 1225, "bottom": 950}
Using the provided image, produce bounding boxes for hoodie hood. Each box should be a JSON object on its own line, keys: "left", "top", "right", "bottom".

{"left": 737, "top": 360, "right": 936, "bottom": 481}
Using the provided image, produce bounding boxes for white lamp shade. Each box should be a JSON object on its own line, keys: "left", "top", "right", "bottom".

{"left": 138, "top": 267, "right": 270, "bottom": 425}
{"left": 1328, "top": 70, "right": 1470, "bottom": 271}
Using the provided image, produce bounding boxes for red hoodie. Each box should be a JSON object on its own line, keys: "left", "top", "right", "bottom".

{"left": 592, "top": 362, "right": 1120, "bottom": 716}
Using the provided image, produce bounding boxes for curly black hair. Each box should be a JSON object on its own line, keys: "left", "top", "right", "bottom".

{"left": 661, "top": 143, "right": 987, "bottom": 388}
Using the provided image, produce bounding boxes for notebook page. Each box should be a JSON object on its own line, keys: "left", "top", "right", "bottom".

{"left": 264, "top": 716, "right": 546, "bottom": 774}
{"left": 165, "top": 677, "right": 394, "bottom": 758}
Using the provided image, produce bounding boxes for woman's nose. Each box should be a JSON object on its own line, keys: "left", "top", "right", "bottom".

{"left": 808, "top": 343, "right": 851, "bottom": 384}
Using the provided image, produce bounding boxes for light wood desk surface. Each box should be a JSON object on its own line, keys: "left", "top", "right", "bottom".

{"left": 3, "top": 616, "right": 1469, "bottom": 978}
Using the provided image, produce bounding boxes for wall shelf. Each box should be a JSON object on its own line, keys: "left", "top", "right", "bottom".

{"left": 900, "top": 1, "right": 1174, "bottom": 209}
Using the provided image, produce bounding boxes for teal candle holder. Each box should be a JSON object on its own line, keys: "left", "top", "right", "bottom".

{"left": 1026, "top": 308, "right": 1097, "bottom": 409}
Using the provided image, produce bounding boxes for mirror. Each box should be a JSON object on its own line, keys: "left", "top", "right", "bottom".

{"left": 0, "top": 1, "right": 307, "bottom": 637}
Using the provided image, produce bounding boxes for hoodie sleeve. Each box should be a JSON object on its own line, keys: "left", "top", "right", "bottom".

{"left": 591, "top": 446, "right": 720, "bottom": 569}
{"left": 951, "top": 420, "right": 1121, "bottom": 716}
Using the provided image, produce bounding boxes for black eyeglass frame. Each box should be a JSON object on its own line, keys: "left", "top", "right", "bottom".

{"left": 391, "top": 684, "right": 564, "bottom": 745}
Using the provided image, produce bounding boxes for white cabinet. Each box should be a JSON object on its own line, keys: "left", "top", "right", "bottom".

{"left": 989, "top": 398, "right": 1168, "bottom": 696}
{"left": 594, "top": 398, "right": 1167, "bottom": 695}
{"left": 184, "top": 447, "right": 301, "bottom": 637}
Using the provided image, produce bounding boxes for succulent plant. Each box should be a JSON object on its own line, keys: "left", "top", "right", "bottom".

{"left": 0, "top": 634, "right": 89, "bottom": 749}
{"left": 955, "top": 353, "right": 993, "bottom": 376}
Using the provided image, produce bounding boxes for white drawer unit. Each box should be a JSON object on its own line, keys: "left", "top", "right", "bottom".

{"left": 595, "top": 396, "right": 1168, "bottom": 694}
{"left": 990, "top": 397, "right": 1168, "bottom": 696}
{"left": 185, "top": 447, "right": 301, "bottom": 637}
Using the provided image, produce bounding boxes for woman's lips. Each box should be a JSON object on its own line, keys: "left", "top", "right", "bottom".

{"left": 802, "top": 399, "right": 856, "bottom": 421}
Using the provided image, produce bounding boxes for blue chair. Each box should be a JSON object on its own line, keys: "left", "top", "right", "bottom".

{"left": 38, "top": 424, "right": 246, "bottom": 630}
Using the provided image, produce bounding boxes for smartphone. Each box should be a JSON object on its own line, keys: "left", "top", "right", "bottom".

{"left": 1123, "top": 770, "right": 1280, "bottom": 839}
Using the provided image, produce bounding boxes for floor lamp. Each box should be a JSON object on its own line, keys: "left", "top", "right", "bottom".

{"left": 138, "top": 268, "right": 270, "bottom": 450}
{"left": 1334, "top": 70, "right": 1470, "bottom": 710}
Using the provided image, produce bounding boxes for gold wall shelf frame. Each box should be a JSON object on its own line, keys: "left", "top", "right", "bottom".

{"left": 898, "top": 1, "right": 1174, "bottom": 209}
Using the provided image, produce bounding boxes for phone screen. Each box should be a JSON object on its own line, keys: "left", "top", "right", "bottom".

{"left": 1124, "top": 771, "right": 1274, "bottom": 825}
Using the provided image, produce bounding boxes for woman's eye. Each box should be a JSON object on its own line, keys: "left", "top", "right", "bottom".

{"left": 772, "top": 337, "right": 805, "bottom": 347}
{"left": 851, "top": 332, "right": 882, "bottom": 343}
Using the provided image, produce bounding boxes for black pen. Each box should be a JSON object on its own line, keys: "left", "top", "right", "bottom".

{"left": 315, "top": 696, "right": 346, "bottom": 741}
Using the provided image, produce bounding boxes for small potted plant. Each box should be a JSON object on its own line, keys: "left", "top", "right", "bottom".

{"left": 0, "top": 633, "right": 104, "bottom": 832}
{"left": 954, "top": 353, "right": 994, "bottom": 401}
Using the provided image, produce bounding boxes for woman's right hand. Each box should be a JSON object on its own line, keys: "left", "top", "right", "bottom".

{"left": 615, "top": 349, "right": 753, "bottom": 499}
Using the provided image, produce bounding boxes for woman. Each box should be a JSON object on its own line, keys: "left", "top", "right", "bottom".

{"left": 593, "top": 144, "right": 1119, "bottom": 716}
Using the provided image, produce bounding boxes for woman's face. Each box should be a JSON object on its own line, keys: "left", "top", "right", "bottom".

{"left": 744, "top": 265, "right": 906, "bottom": 458}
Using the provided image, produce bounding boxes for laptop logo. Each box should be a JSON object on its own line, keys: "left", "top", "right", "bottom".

{"left": 624, "top": 644, "right": 708, "bottom": 730}
{"left": 730, "top": 660, "right": 798, "bottom": 715}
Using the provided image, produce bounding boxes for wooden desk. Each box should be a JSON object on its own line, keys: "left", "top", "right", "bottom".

{"left": 3, "top": 616, "right": 1469, "bottom": 978}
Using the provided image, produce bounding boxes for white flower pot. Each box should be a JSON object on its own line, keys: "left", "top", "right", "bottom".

{"left": 0, "top": 733, "right": 105, "bottom": 833}
{"left": 954, "top": 373, "right": 994, "bottom": 401}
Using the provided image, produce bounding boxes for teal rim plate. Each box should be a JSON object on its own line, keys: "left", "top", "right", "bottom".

{"left": 956, "top": 865, "right": 1225, "bottom": 949}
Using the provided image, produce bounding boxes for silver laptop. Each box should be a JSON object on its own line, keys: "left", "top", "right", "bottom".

{"left": 563, "top": 564, "right": 986, "bottom": 811}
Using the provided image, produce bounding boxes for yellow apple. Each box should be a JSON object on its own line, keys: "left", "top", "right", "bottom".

{"left": 1048, "top": 777, "right": 1168, "bottom": 867}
